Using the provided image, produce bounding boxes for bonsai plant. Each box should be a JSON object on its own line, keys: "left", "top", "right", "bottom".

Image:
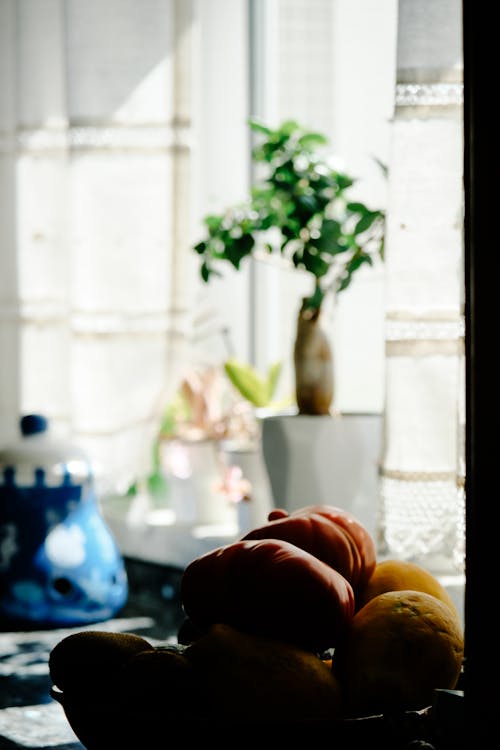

{"left": 193, "top": 119, "right": 385, "bottom": 416}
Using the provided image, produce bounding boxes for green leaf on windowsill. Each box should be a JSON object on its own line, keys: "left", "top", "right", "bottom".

{"left": 224, "top": 358, "right": 282, "bottom": 408}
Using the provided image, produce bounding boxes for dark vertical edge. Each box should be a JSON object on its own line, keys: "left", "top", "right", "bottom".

{"left": 463, "top": 0, "right": 496, "bottom": 736}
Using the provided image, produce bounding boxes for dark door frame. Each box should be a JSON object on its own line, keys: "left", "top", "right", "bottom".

{"left": 463, "top": 0, "right": 496, "bottom": 735}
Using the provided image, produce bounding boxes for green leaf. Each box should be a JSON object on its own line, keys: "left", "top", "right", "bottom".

{"left": 335, "top": 173, "right": 355, "bottom": 191}
{"left": 201, "top": 262, "right": 212, "bottom": 282}
{"left": 274, "top": 163, "right": 298, "bottom": 185}
{"left": 354, "top": 211, "right": 379, "bottom": 235}
{"left": 291, "top": 247, "right": 304, "bottom": 267}
{"left": 126, "top": 481, "right": 138, "bottom": 497}
{"left": 224, "top": 234, "right": 255, "bottom": 269}
{"left": 346, "top": 202, "right": 368, "bottom": 213}
{"left": 278, "top": 119, "right": 301, "bottom": 137}
{"left": 193, "top": 241, "right": 207, "bottom": 255}
{"left": 294, "top": 193, "right": 319, "bottom": 217}
{"left": 203, "top": 214, "right": 226, "bottom": 236}
{"left": 321, "top": 238, "right": 351, "bottom": 256}
{"left": 349, "top": 253, "right": 372, "bottom": 272}
{"left": 224, "top": 359, "right": 272, "bottom": 407}
{"left": 314, "top": 219, "right": 341, "bottom": 250}
{"left": 267, "top": 361, "right": 282, "bottom": 399}
{"left": 302, "top": 247, "right": 330, "bottom": 277}
{"left": 249, "top": 119, "right": 273, "bottom": 136}
{"left": 337, "top": 273, "right": 353, "bottom": 293}
{"left": 298, "top": 132, "right": 329, "bottom": 150}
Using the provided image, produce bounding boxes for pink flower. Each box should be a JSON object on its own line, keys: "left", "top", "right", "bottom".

{"left": 215, "top": 465, "right": 252, "bottom": 504}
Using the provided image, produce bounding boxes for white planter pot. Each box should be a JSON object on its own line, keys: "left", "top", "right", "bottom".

{"left": 260, "top": 412, "right": 382, "bottom": 539}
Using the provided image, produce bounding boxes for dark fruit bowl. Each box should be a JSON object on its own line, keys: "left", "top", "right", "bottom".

{"left": 50, "top": 684, "right": 464, "bottom": 750}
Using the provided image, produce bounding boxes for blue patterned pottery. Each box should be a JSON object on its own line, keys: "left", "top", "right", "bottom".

{"left": 0, "top": 415, "right": 128, "bottom": 627}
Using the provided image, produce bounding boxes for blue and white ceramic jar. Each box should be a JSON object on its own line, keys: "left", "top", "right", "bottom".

{"left": 0, "top": 415, "right": 128, "bottom": 628}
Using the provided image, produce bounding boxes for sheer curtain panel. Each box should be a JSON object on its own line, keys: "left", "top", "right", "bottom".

{"left": 0, "top": 0, "right": 199, "bottom": 492}
{"left": 378, "top": 0, "right": 465, "bottom": 579}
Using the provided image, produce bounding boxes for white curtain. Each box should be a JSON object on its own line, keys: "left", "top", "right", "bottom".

{"left": 378, "top": 0, "right": 465, "bottom": 577}
{"left": 0, "top": 0, "right": 199, "bottom": 492}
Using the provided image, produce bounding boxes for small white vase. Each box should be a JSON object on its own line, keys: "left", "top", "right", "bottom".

{"left": 159, "top": 438, "right": 237, "bottom": 527}
{"left": 219, "top": 440, "right": 274, "bottom": 535}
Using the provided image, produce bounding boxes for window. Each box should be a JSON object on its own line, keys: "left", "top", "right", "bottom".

{"left": 0, "top": 1, "right": 464, "bottom": 592}
{"left": 0, "top": 0, "right": 396, "bottom": 489}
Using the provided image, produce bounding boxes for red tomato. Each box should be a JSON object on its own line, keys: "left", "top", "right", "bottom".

{"left": 261, "top": 505, "right": 377, "bottom": 589}
{"left": 242, "top": 513, "right": 362, "bottom": 587}
{"left": 180, "top": 538, "right": 355, "bottom": 654}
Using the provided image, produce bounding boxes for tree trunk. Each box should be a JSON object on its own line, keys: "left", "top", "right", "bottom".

{"left": 293, "top": 299, "right": 334, "bottom": 415}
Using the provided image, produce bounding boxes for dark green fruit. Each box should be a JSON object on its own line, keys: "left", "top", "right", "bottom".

{"left": 49, "top": 630, "right": 153, "bottom": 696}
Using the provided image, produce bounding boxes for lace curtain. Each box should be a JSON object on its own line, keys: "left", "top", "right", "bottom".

{"left": 378, "top": 0, "right": 465, "bottom": 578}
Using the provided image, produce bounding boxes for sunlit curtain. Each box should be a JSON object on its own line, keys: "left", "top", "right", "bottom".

{"left": 378, "top": 0, "right": 465, "bottom": 578}
{"left": 0, "top": 0, "right": 198, "bottom": 492}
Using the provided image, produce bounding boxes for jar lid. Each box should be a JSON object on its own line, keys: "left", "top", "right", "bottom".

{"left": 0, "top": 414, "right": 91, "bottom": 486}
